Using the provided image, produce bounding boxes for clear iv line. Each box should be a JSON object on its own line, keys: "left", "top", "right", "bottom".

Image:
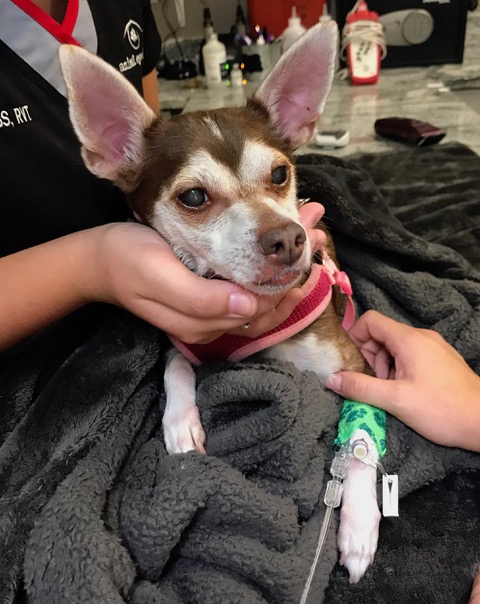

{"left": 299, "top": 505, "right": 334, "bottom": 604}
{"left": 300, "top": 450, "right": 349, "bottom": 604}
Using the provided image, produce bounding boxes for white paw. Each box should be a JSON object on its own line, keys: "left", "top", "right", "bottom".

{"left": 162, "top": 404, "right": 206, "bottom": 455}
{"left": 337, "top": 496, "right": 381, "bottom": 583}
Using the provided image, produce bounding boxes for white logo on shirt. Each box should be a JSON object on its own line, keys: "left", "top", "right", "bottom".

{"left": 119, "top": 19, "right": 145, "bottom": 73}
{"left": 0, "top": 105, "right": 32, "bottom": 129}
{"left": 124, "top": 20, "right": 143, "bottom": 50}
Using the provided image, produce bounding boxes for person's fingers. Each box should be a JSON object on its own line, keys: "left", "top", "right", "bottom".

{"left": 99, "top": 223, "right": 261, "bottom": 322}
{"left": 140, "top": 250, "right": 259, "bottom": 320}
{"left": 355, "top": 336, "right": 394, "bottom": 379}
{"left": 308, "top": 228, "right": 327, "bottom": 252}
{"left": 324, "top": 370, "right": 400, "bottom": 411}
{"left": 469, "top": 565, "right": 480, "bottom": 604}
{"left": 228, "top": 264, "right": 321, "bottom": 337}
{"left": 121, "top": 206, "right": 331, "bottom": 339}
{"left": 134, "top": 206, "right": 328, "bottom": 325}
{"left": 347, "top": 310, "right": 414, "bottom": 357}
{"left": 132, "top": 293, "right": 264, "bottom": 344}
{"left": 372, "top": 346, "right": 395, "bottom": 379}
{"left": 298, "top": 202, "right": 325, "bottom": 228}
{"left": 299, "top": 202, "right": 327, "bottom": 252}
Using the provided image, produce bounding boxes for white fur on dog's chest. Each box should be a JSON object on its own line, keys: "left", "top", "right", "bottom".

{"left": 262, "top": 331, "right": 343, "bottom": 382}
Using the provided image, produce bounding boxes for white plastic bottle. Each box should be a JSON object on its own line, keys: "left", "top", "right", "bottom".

{"left": 319, "top": 4, "right": 340, "bottom": 70}
{"left": 281, "top": 6, "right": 307, "bottom": 53}
{"left": 229, "top": 63, "right": 243, "bottom": 87}
{"left": 202, "top": 33, "right": 227, "bottom": 87}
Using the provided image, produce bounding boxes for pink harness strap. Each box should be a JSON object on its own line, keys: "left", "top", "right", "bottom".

{"left": 170, "top": 254, "right": 355, "bottom": 366}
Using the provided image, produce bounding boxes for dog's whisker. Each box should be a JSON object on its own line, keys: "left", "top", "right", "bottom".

{"left": 206, "top": 272, "right": 223, "bottom": 280}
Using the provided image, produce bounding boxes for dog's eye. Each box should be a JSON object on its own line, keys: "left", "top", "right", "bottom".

{"left": 272, "top": 166, "right": 288, "bottom": 185}
{"left": 178, "top": 188, "right": 208, "bottom": 208}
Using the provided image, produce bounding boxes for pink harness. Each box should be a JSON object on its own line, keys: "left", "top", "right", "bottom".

{"left": 170, "top": 253, "right": 355, "bottom": 366}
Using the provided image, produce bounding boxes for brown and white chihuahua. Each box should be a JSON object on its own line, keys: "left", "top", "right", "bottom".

{"left": 59, "top": 21, "right": 380, "bottom": 583}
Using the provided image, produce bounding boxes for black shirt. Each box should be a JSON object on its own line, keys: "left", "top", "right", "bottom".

{"left": 0, "top": 0, "right": 161, "bottom": 257}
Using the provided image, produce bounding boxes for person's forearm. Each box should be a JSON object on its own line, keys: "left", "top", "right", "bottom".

{"left": 0, "top": 230, "right": 94, "bottom": 350}
{"left": 142, "top": 69, "right": 160, "bottom": 115}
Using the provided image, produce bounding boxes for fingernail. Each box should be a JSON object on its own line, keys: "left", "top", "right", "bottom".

{"left": 228, "top": 292, "right": 256, "bottom": 317}
{"left": 324, "top": 374, "right": 341, "bottom": 392}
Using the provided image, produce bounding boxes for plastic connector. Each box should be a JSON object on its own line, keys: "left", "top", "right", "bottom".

{"left": 351, "top": 438, "right": 369, "bottom": 460}
{"left": 330, "top": 449, "right": 349, "bottom": 480}
{"left": 324, "top": 449, "right": 349, "bottom": 508}
{"left": 324, "top": 479, "right": 344, "bottom": 508}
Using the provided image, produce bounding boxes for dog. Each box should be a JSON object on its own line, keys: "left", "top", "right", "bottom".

{"left": 59, "top": 21, "right": 381, "bottom": 583}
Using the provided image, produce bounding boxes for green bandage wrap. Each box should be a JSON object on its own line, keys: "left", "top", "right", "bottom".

{"left": 334, "top": 400, "right": 387, "bottom": 458}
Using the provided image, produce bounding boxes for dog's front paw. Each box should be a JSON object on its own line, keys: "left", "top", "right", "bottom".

{"left": 163, "top": 404, "right": 206, "bottom": 455}
{"left": 337, "top": 498, "right": 380, "bottom": 582}
{"left": 337, "top": 457, "right": 381, "bottom": 583}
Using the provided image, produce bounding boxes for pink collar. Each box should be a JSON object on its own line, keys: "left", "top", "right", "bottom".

{"left": 170, "top": 254, "right": 355, "bottom": 366}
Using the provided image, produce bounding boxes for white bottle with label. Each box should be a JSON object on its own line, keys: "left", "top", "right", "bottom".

{"left": 202, "top": 33, "right": 227, "bottom": 87}
{"left": 281, "top": 6, "right": 307, "bottom": 53}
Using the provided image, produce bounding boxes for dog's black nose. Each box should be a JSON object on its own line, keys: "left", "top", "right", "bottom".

{"left": 259, "top": 223, "right": 306, "bottom": 265}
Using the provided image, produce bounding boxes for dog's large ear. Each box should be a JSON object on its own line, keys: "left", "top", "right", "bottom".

{"left": 59, "top": 45, "right": 157, "bottom": 190}
{"left": 252, "top": 21, "right": 338, "bottom": 149}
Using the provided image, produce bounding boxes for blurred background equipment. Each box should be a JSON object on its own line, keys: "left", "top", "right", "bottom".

{"left": 329, "top": 0, "right": 470, "bottom": 67}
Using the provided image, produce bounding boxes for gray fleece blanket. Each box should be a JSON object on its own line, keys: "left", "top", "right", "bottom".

{"left": 1, "top": 142, "right": 479, "bottom": 604}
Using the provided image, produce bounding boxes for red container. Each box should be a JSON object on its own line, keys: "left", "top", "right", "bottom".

{"left": 247, "top": 0, "right": 325, "bottom": 37}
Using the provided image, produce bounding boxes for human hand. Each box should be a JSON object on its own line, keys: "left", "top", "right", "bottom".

{"left": 324, "top": 310, "right": 480, "bottom": 452}
{"left": 83, "top": 203, "right": 326, "bottom": 345}
{"left": 82, "top": 221, "right": 268, "bottom": 343}
{"left": 0, "top": 204, "right": 327, "bottom": 351}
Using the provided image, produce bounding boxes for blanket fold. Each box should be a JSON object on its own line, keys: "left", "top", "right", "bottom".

{"left": 1, "top": 142, "right": 480, "bottom": 603}
{"left": 117, "top": 363, "right": 338, "bottom": 604}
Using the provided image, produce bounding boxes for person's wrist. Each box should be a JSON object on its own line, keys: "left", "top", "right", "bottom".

{"left": 73, "top": 225, "right": 113, "bottom": 306}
